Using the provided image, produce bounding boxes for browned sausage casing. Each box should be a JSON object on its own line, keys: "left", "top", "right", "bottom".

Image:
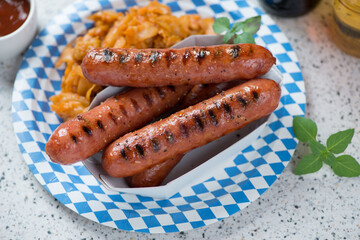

{"left": 125, "top": 154, "right": 183, "bottom": 187}
{"left": 177, "top": 80, "right": 245, "bottom": 110}
{"left": 102, "top": 79, "right": 281, "bottom": 178}
{"left": 45, "top": 85, "right": 190, "bottom": 165}
{"left": 126, "top": 80, "right": 244, "bottom": 187}
{"left": 81, "top": 44, "right": 276, "bottom": 87}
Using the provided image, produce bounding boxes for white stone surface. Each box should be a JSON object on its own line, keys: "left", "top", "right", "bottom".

{"left": 1, "top": 0, "right": 360, "bottom": 239}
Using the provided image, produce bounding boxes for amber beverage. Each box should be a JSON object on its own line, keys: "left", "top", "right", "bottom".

{"left": 331, "top": 0, "right": 360, "bottom": 58}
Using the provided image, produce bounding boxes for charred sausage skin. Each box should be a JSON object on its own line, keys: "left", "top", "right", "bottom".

{"left": 102, "top": 79, "right": 281, "bottom": 178}
{"left": 126, "top": 80, "right": 245, "bottom": 187}
{"left": 81, "top": 44, "right": 276, "bottom": 87}
{"left": 45, "top": 85, "right": 190, "bottom": 165}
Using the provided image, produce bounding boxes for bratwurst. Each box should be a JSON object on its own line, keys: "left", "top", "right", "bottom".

{"left": 81, "top": 44, "right": 276, "bottom": 87}
{"left": 102, "top": 79, "right": 281, "bottom": 178}
{"left": 126, "top": 80, "right": 244, "bottom": 187}
{"left": 45, "top": 85, "right": 190, "bottom": 165}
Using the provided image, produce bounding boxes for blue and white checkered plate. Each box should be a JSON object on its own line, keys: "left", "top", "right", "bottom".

{"left": 12, "top": 0, "right": 306, "bottom": 233}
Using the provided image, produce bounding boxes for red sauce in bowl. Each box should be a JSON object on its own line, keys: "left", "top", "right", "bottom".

{"left": 0, "top": 0, "right": 30, "bottom": 37}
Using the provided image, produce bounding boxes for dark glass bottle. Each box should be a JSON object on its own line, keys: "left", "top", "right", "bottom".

{"left": 260, "top": 0, "right": 321, "bottom": 17}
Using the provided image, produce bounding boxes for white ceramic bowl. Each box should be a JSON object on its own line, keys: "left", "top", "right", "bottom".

{"left": 0, "top": 0, "right": 37, "bottom": 60}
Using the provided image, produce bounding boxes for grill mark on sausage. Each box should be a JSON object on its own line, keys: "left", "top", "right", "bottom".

{"left": 223, "top": 102, "right": 233, "bottom": 119}
{"left": 119, "top": 105, "right": 127, "bottom": 117}
{"left": 103, "top": 48, "right": 113, "bottom": 63}
{"left": 252, "top": 90, "right": 259, "bottom": 100}
{"left": 182, "top": 50, "right": 190, "bottom": 65}
{"left": 213, "top": 47, "right": 222, "bottom": 58}
{"left": 108, "top": 112, "right": 117, "bottom": 123}
{"left": 76, "top": 115, "right": 85, "bottom": 121}
{"left": 168, "top": 85, "right": 176, "bottom": 92}
{"left": 120, "top": 148, "right": 127, "bottom": 160}
{"left": 179, "top": 123, "right": 189, "bottom": 138}
{"left": 164, "top": 130, "right": 175, "bottom": 143}
{"left": 119, "top": 52, "right": 129, "bottom": 63}
{"left": 194, "top": 115, "right": 204, "bottom": 131}
{"left": 214, "top": 101, "right": 221, "bottom": 110}
{"left": 97, "top": 120, "right": 104, "bottom": 130}
{"left": 124, "top": 143, "right": 131, "bottom": 151}
{"left": 135, "top": 144, "right": 145, "bottom": 157}
{"left": 165, "top": 51, "right": 177, "bottom": 67}
{"left": 207, "top": 109, "right": 218, "bottom": 126}
{"left": 135, "top": 52, "right": 144, "bottom": 64}
{"left": 143, "top": 93, "right": 152, "bottom": 107}
{"left": 237, "top": 95, "right": 248, "bottom": 107}
{"left": 82, "top": 126, "right": 93, "bottom": 136}
{"left": 248, "top": 45, "right": 254, "bottom": 56}
{"left": 226, "top": 45, "right": 241, "bottom": 59}
{"left": 231, "top": 45, "right": 240, "bottom": 58}
{"left": 155, "top": 87, "right": 165, "bottom": 99}
{"left": 196, "top": 48, "right": 208, "bottom": 64}
{"left": 151, "top": 138, "right": 160, "bottom": 152}
{"left": 71, "top": 135, "right": 77, "bottom": 143}
{"left": 150, "top": 50, "right": 160, "bottom": 66}
{"left": 130, "top": 98, "right": 140, "bottom": 112}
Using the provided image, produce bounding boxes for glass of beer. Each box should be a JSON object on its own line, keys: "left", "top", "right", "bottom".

{"left": 331, "top": 0, "right": 360, "bottom": 58}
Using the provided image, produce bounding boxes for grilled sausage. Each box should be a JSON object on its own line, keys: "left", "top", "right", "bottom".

{"left": 102, "top": 79, "right": 281, "bottom": 178}
{"left": 81, "top": 44, "right": 276, "bottom": 87}
{"left": 126, "top": 80, "right": 245, "bottom": 187}
{"left": 45, "top": 85, "right": 190, "bottom": 165}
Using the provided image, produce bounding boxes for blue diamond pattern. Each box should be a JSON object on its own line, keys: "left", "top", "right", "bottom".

{"left": 94, "top": 211, "right": 112, "bottom": 223}
{"left": 224, "top": 204, "right": 240, "bottom": 215}
{"left": 239, "top": 179, "right": 255, "bottom": 190}
{"left": 115, "top": 220, "right": 134, "bottom": 231}
{"left": 196, "top": 208, "right": 216, "bottom": 220}
{"left": 230, "top": 191, "right": 249, "bottom": 203}
{"left": 192, "top": 0, "right": 206, "bottom": 6}
{"left": 163, "top": 225, "right": 179, "bottom": 233}
{"left": 167, "top": 2, "right": 181, "bottom": 12}
{"left": 212, "top": 188, "right": 228, "bottom": 198}
{"left": 225, "top": 166, "right": 241, "bottom": 177}
{"left": 142, "top": 216, "right": 161, "bottom": 228}
{"left": 171, "top": 212, "right": 188, "bottom": 224}
{"left": 210, "top": 4, "right": 225, "bottom": 13}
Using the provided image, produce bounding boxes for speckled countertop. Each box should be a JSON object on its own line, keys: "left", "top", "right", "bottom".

{"left": 1, "top": 0, "right": 360, "bottom": 239}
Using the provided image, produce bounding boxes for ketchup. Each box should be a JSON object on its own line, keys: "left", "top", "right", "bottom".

{"left": 0, "top": 0, "right": 30, "bottom": 37}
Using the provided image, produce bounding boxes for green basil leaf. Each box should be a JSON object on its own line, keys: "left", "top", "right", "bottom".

{"left": 231, "top": 21, "right": 245, "bottom": 33}
{"left": 223, "top": 30, "right": 235, "bottom": 43}
{"left": 233, "top": 32, "right": 255, "bottom": 44}
{"left": 308, "top": 140, "right": 336, "bottom": 166}
{"left": 213, "top": 17, "right": 230, "bottom": 34}
{"left": 308, "top": 140, "right": 326, "bottom": 154}
{"left": 243, "top": 16, "right": 261, "bottom": 35}
{"left": 326, "top": 129, "right": 354, "bottom": 154}
{"left": 293, "top": 153, "right": 323, "bottom": 175}
{"left": 321, "top": 151, "right": 337, "bottom": 167}
{"left": 292, "top": 116, "right": 317, "bottom": 142}
{"left": 332, "top": 155, "right": 360, "bottom": 177}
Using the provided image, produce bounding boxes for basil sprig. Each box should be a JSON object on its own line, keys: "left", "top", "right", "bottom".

{"left": 212, "top": 16, "right": 261, "bottom": 44}
{"left": 293, "top": 116, "right": 360, "bottom": 177}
